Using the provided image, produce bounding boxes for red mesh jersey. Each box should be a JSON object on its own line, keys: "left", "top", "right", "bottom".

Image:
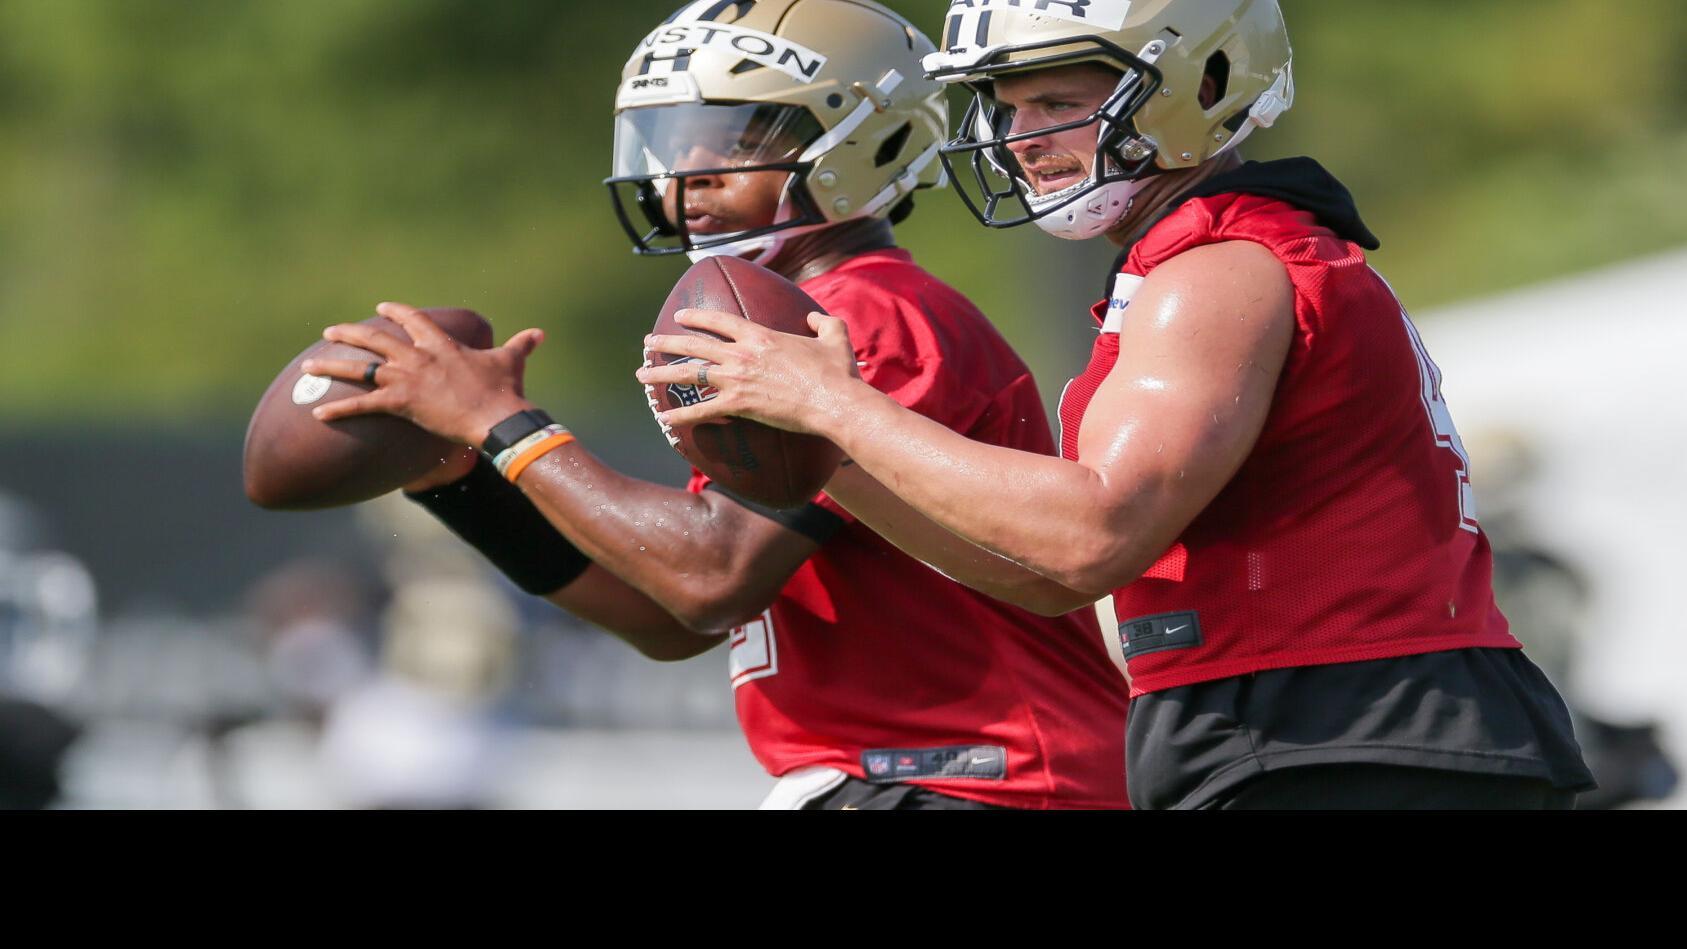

{"left": 1059, "top": 196, "right": 1519, "bottom": 697}
{"left": 693, "top": 249, "right": 1130, "bottom": 809}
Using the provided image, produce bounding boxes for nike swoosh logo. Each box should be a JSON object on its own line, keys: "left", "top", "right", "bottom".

{"left": 1165, "top": 625, "right": 1189, "bottom": 636}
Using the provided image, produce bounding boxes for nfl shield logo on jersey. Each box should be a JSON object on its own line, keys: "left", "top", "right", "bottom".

{"left": 665, "top": 356, "right": 720, "bottom": 407}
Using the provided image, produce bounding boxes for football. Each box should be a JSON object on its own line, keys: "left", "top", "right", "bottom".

{"left": 648, "top": 256, "right": 843, "bottom": 509}
{"left": 244, "top": 308, "right": 495, "bottom": 510}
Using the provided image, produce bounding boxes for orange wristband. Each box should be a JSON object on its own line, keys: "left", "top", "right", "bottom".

{"left": 503, "top": 431, "right": 576, "bottom": 483}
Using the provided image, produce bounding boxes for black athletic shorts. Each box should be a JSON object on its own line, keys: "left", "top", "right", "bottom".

{"left": 1126, "top": 647, "right": 1597, "bottom": 809}
{"left": 802, "top": 777, "right": 1009, "bottom": 811}
{"left": 1206, "top": 763, "right": 1577, "bottom": 809}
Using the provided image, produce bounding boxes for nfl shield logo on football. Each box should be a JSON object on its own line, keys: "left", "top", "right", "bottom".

{"left": 664, "top": 356, "right": 720, "bottom": 407}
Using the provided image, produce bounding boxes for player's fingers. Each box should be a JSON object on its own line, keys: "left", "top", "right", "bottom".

{"left": 811, "top": 313, "right": 852, "bottom": 349}
{"left": 299, "top": 357, "right": 390, "bottom": 385}
{"left": 644, "top": 332, "right": 734, "bottom": 365}
{"left": 375, "top": 302, "right": 454, "bottom": 348}
{"left": 674, "top": 308, "right": 752, "bottom": 339}
{"left": 311, "top": 390, "right": 398, "bottom": 422}
{"left": 323, "top": 322, "right": 407, "bottom": 359}
{"left": 503, "top": 328, "right": 544, "bottom": 358}
{"left": 656, "top": 399, "right": 732, "bottom": 429}
{"left": 635, "top": 362, "right": 716, "bottom": 387}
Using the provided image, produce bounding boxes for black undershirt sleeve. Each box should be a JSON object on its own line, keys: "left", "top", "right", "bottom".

{"left": 405, "top": 456, "right": 592, "bottom": 596}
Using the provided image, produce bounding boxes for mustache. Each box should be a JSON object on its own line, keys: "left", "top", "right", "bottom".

{"left": 1016, "top": 153, "right": 1084, "bottom": 175}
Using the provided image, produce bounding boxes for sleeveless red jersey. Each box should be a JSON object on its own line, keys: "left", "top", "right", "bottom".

{"left": 1058, "top": 195, "right": 1520, "bottom": 697}
{"left": 693, "top": 248, "right": 1129, "bottom": 809}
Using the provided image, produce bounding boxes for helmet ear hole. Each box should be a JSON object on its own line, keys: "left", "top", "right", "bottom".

{"left": 874, "top": 122, "right": 914, "bottom": 168}
{"left": 1201, "top": 52, "right": 1230, "bottom": 109}
{"left": 888, "top": 194, "right": 916, "bottom": 225}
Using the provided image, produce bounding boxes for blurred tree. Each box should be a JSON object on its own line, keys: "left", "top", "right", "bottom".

{"left": 0, "top": 0, "right": 1682, "bottom": 425}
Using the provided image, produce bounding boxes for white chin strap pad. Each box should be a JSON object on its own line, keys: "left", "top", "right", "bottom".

{"left": 686, "top": 236, "right": 777, "bottom": 264}
{"left": 1033, "top": 177, "right": 1151, "bottom": 241}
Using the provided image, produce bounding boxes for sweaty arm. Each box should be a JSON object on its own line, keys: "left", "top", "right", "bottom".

{"left": 519, "top": 443, "right": 826, "bottom": 651}
{"left": 820, "top": 462, "right": 1096, "bottom": 616}
{"left": 412, "top": 443, "right": 824, "bottom": 660}
{"left": 314, "top": 301, "right": 823, "bottom": 659}
{"left": 811, "top": 241, "right": 1296, "bottom": 601}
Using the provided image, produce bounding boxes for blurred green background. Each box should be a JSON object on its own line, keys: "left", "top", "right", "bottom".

{"left": 1, "top": 0, "right": 1684, "bottom": 425}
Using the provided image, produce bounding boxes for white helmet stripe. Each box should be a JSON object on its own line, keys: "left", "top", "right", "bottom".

{"left": 942, "top": 0, "right": 1136, "bottom": 34}
{"left": 630, "top": 3, "right": 829, "bottom": 83}
{"left": 668, "top": 0, "right": 755, "bottom": 24}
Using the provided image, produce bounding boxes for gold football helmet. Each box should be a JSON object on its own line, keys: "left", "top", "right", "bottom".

{"left": 606, "top": 0, "right": 949, "bottom": 262}
{"left": 923, "top": 0, "right": 1294, "bottom": 240}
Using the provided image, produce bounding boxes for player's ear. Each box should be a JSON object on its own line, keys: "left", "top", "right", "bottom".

{"left": 1198, "top": 74, "right": 1219, "bottom": 110}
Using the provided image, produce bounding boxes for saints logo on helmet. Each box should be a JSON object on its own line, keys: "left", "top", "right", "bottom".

{"left": 923, "top": 0, "right": 1294, "bottom": 240}
{"left": 605, "top": 0, "right": 949, "bottom": 263}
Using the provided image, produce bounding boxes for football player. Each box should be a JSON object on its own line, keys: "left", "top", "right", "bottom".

{"left": 303, "top": 0, "right": 1129, "bottom": 810}
{"left": 639, "top": 0, "right": 1595, "bottom": 808}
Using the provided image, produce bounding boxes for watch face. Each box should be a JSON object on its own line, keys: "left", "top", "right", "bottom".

{"left": 486, "top": 411, "right": 550, "bottom": 455}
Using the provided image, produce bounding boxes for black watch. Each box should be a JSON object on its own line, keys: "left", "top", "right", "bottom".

{"left": 481, "top": 409, "right": 556, "bottom": 457}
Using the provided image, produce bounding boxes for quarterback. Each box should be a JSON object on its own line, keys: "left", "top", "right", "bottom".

{"left": 305, "top": 0, "right": 1129, "bottom": 810}
{"left": 641, "top": 0, "right": 1595, "bottom": 808}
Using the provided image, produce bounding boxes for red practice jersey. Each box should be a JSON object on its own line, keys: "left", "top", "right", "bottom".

{"left": 691, "top": 248, "right": 1129, "bottom": 809}
{"left": 1059, "top": 195, "right": 1521, "bottom": 697}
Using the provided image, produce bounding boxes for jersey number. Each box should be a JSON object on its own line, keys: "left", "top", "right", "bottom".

{"left": 729, "top": 609, "right": 779, "bottom": 688}
{"left": 1400, "top": 309, "right": 1480, "bottom": 534}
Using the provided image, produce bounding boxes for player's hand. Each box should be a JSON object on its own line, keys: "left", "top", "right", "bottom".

{"left": 303, "top": 301, "right": 544, "bottom": 448}
{"left": 637, "top": 308, "right": 862, "bottom": 435}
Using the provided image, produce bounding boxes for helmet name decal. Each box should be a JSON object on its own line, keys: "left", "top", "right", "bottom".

{"left": 631, "top": 23, "right": 828, "bottom": 82}
{"left": 944, "top": 0, "right": 1133, "bottom": 32}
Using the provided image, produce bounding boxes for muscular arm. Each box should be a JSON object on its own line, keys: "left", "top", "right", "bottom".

{"left": 545, "top": 566, "right": 725, "bottom": 662}
{"left": 821, "top": 463, "right": 1096, "bottom": 616}
{"left": 646, "top": 241, "right": 1296, "bottom": 603}
{"left": 407, "top": 444, "right": 819, "bottom": 659}
{"left": 513, "top": 442, "right": 822, "bottom": 636}
{"left": 307, "top": 302, "right": 822, "bottom": 659}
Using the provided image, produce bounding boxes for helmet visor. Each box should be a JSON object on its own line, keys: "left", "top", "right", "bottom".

{"left": 612, "top": 102, "right": 822, "bottom": 179}
{"left": 606, "top": 102, "right": 825, "bottom": 255}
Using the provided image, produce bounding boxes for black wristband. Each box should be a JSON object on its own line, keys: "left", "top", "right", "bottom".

{"left": 406, "top": 455, "right": 591, "bottom": 595}
{"left": 482, "top": 409, "right": 556, "bottom": 456}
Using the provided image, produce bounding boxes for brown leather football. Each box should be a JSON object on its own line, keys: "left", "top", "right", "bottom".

{"left": 244, "top": 308, "right": 494, "bottom": 510}
{"left": 647, "top": 256, "right": 842, "bottom": 509}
